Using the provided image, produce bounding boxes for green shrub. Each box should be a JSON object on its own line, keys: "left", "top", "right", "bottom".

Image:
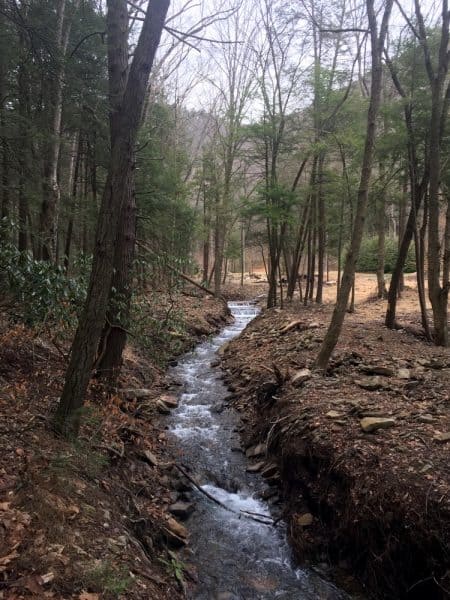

{"left": 83, "top": 561, "right": 132, "bottom": 597}
{"left": 356, "top": 236, "right": 416, "bottom": 273}
{"left": 0, "top": 240, "right": 88, "bottom": 327}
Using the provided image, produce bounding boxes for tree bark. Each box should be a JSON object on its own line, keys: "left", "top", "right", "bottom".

{"left": 420, "top": 0, "right": 449, "bottom": 346}
{"left": 316, "top": 153, "right": 325, "bottom": 303}
{"left": 376, "top": 185, "right": 387, "bottom": 298}
{"left": 55, "top": 0, "right": 170, "bottom": 436}
{"left": 95, "top": 0, "right": 137, "bottom": 382}
{"left": 316, "top": 0, "right": 394, "bottom": 370}
{"left": 64, "top": 132, "right": 81, "bottom": 271}
{"left": 40, "top": 0, "right": 80, "bottom": 261}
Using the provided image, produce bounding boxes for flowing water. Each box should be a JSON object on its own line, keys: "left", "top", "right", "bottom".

{"left": 168, "top": 301, "right": 347, "bottom": 600}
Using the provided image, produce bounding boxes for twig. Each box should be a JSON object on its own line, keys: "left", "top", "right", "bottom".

{"left": 174, "top": 464, "right": 232, "bottom": 512}
{"left": 174, "top": 464, "right": 275, "bottom": 526}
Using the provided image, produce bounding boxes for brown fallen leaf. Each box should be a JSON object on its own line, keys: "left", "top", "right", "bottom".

{"left": 11, "top": 574, "right": 43, "bottom": 594}
{"left": 0, "top": 546, "right": 20, "bottom": 571}
{"left": 79, "top": 592, "right": 100, "bottom": 600}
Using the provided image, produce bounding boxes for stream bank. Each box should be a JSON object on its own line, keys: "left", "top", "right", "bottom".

{"left": 0, "top": 291, "right": 232, "bottom": 599}
{"left": 166, "top": 301, "right": 348, "bottom": 599}
{"left": 220, "top": 297, "right": 450, "bottom": 600}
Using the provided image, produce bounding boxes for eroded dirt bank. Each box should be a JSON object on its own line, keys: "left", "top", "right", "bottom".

{"left": 0, "top": 292, "right": 229, "bottom": 599}
{"left": 220, "top": 292, "right": 449, "bottom": 599}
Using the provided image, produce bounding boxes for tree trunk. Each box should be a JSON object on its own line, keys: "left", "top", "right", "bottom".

{"left": 202, "top": 192, "right": 210, "bottom": 284}
{"left": 64, "top": 132, "right": 81, "bottom": 270}
{"left": 55, "top": 0, "right": 170, "bottom": 436}
{"left": 426, "top": 42, "right": 449, "bottom": 344}
{"left": 316, "top": 0, "right": 393, "bottom": 369}
{"left": 316, "top": 153, "right": 326, "bottom": 303}
{"left": 40, "top": 0, "right": 80, "bottom": 261}
{"left": 96, "top": 173, "right": 136, "bottom": 381}
{"left": 0, "top": 54, "right": 9, "bottom": 229}
{"left": 398, "top": 172, "right": 407, "bottom": 293}
{"left": 222, "top": 256, "right": 228, "bottom": 285}
{"left": 95, "top": 0, "right": 136, "bottom": 383}
{"left": 213, "top": 192, "right": 224, "bottom": 297}
{"left": 17, "top": 43, "right": 30, "bottom": 252}
{"left": 376, "top": 187, "right": 387, "bottom": 298}
{"left": 240, "top": 221, "right": 245, "bottom": 287}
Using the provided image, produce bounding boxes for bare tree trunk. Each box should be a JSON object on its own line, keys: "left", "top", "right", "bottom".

{"left": 316, "top": 153, "right": 325, "bottom": 303}
{"left": 213, "top": 191, "right": 224, "bottom": 297}
{"left": 421, "top": 0, "right": 449, "bottom": 345}
{"left": 316, "top": 0, "right": 393, "bottom": 370}
{"left": 96, "top": 176, "right": 136, "bottom": 381}
{"left": 240, "top": 221, "right": 245, "bottom": 287}
{"left": 95, "top": 0, "right": 136, "bottom": 383}
{"left": 17, "top": 43, "right": 30, "bottom": 252}
{"left": 304, "top": 222, "right": 312, "bottom": 306}
{"left": 40, "top": 0, "right": 80, "bottom": 261}
{"left": 443, "top": 194, "right": 450, "bottom": 298}
{"left": 64, "top": 132, "right": 81, "bottom": 270}
{"left": 0, "top": 53, "right": 9, "bottom": 230}
{"left": 376, "top": 186, "right": 387, "bottom": 298}
{"left": 398, "top": 172, "right": 407, "bottom": 293}
{"left": 55, "top": 0, "right": 170, "bottom": 436}
{"left": 202, "top": 191, "right": 210, "bottom": 284}
{"left": 222, "top": 256, "right": 228, "bottom": 286}
{"left": 309, "top": 197, "right": 316, "bottom": 302}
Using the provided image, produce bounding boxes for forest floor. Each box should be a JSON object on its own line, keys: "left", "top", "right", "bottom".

{"left": 0, "top": 290, "right": 235, "bottom": 600}
{"left": 221, "top": 273, "right": 450, "bottom": 599}
{"left": 1, "top": 275, "right": 448, "bottom": 599}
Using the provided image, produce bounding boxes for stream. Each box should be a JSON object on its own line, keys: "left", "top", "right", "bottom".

{"left": 168, "top": 301, "right": 348, "bottom": 600}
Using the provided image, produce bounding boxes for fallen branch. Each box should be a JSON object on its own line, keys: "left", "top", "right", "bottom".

{"left": 174, "top": 464, "right": 275, "bottom": 526}
{"left": 137, "top": 241, "right": 226, "bottom": 303}
{"left": 280, "top": 320, "right": 319, "bottom": 334}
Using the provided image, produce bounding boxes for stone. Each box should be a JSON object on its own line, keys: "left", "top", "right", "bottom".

{"left": 121, "top": 388, "right": 152, "bottom": 400}
{"left": 163, "top": 528, "right": 187, "bottom": 548}
{"left": 246, "top": 461, "right": 265, "bottom": 473}
{"left": 433, "top": 432, "right": 450, "bottom": 443}
{"left": 265, "top": 473, "right": 281, "bottom": 485}
{"left": 261, "top": 487, "right": 278, "bottom": 500}
{"left": 246, "top": 443, "right": 267, "bottom": 458}
{"left": 160, "top": 394, "right": 178, "bottom": 409}
{"left": 297, "top": 513, "right": 313, "bottom": 527}
{"left": 169, "top": 502, "right": 194, "bottom": 520}
{"left": 261, "top": 463, "right": 278, "bottom": 478}
{"left": 360, "top": 365, "right": 394, "bottom": 377}
{"left": 424, "top": 359, "right": 445, "bottom": 369}
{"left": 292, "top": 368, "right": 312, "bottom": 386}
{"left": 156, "top": 400, "right": 171, "bottom": 415}
{"left": 397, "top": 368, "right": 410, "bottom": 379}
{"left": 355, "top": 377, "right": 384, "bottom": 391}
{"left": 165, "top": 516, "right": 188, "bottom": 539}
{"left": 142, "top": 450, "right": 158, "bottom": 467}
{"left": 217, "top": 341, "right": 230, "bottom": 356}
{"left": 326, "top": 410, "right": 342, "bottom": 419}
{"left": 417, "top": 414, "right": 434, "bottom": 424}
{"left": 360, "top": 417, "right": 396, "bottom": 433}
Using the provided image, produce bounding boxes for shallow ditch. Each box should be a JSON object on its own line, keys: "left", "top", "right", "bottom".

{"left": 167, "top": 301, "right": 348, "bottom": 599}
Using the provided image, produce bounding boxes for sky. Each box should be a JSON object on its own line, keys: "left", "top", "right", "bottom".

{"left": 152, "top": 0, "right": 443, "bottom": 115}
